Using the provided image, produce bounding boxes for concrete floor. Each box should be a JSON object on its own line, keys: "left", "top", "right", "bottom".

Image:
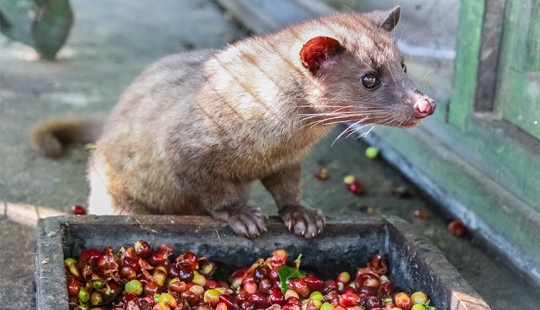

{"left": 0, "top": 0, "right": 538, "bottom": 309}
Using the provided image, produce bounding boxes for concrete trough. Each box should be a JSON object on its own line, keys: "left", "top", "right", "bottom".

{"left": 35, "top": 215, "right": 490, "bottom": 309}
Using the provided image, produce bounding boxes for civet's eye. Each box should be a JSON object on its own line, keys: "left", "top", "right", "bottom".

{"left": 361, "top": 73, "right": 381, "bottom": 89}
{"left": 401, "top": 62, "right": 407, "bottom": 73}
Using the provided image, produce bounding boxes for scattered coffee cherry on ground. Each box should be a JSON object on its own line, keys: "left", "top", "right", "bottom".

{"left": 365, "top": 146, "right": 379, "bottom": 159}
{"left": 71, "top": 205, "right": 87, "bottom": 215}
{"left": 343, "top": 175, "right": 364, "bottom": 195}
{"left": 448, "top": 220, "right": 467, "bottom": 237}
{"left": 313, "top": 168, "right": 329, "bottom": 181}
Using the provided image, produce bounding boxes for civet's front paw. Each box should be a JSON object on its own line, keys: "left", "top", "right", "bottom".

{"left": 211, "top": 204, "right": 268, "bottom": 239}
{"left": 279, "top": 204, "right": 325, "bottom": 239}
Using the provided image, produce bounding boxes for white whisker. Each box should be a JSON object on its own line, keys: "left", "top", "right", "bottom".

{"left": 354, "top": 125, "right": 376, "bottom": 140}
{"left": 331, "top": 118, "right": 369, "bottom": 146}
{"left": 422, "top": 69, "right": 433, "bottom": 81}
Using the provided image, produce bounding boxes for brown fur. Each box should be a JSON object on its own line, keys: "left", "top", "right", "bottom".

{"left": 31, "top": 7, "right": 435, "bottom": 238}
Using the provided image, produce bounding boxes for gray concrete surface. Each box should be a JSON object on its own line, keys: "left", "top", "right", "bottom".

{"left": 0, "top": 0, "right": 538, "bottom": 309}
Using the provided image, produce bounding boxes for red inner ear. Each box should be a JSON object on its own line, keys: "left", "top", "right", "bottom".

{"left": 300, "top": 36, "right": 344, "bottom": 75}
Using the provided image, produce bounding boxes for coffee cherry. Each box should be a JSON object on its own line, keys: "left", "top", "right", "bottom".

{"left": 289, "top": 278, "right": 310, "bottom": 298}
{"left": 363, "top": 277, "right": 380, "bottom": 288}
{"left": 309, "top": 291, "right": 324, "bottom": 301}
{"left": 122, "top": 256, "right": 140, "bottom": 272}
{"left": 137, "top": 273, "right": 149, "bottom": 286}
{"left": 321, "top": 302, "right": 335, "bottom": 310}
{"left": 148, "top": 253, "right": 167, "bottom": 266}
{"left": 203, "top": 289, "right": 222, "bottom": 305}
{"left": 282, "top": 305, "right": 299, "bottom": 310}
{"left": 344, "top": 176, "right": 364, "bottom": 195}
{"left": 216, "top": 302, "right": 228, "bottom": 310}
{"left": 269, "top": 268, "right": 280, "bottom": 281}
{"left": 96, "top": 254, "right": 117, "bottom": 273}
{"left": 181, "top": 290, "right": 199, "bottom": 306}
{"left": 357, "top": 286, "right": 377, "bottom": 296}
{"left": 71, "top": 205, "right": 87, "bottom": 215}
{"left": 206, "top": 279, "right": 218, "bottom": 289}
{"left": 168, "top": 278, "right": 186, "bottom": 293}
{"left": 323, "top": 289, "right": 339, "bottom": 305}
{"left": 314, "top": 168, "right": 329, "bottom": 180}
{"left": 243, "top": 280, "right": 258, "bottom": 295}
{"left": 411, "top": 304, "right": 426, "bottom": 310}
{"left": 235, "top": 290, "right": 249, "bottom": 303}
{"left": 410, "top": 291, "right": 428, "bottom": 305}
{"left": 377, "top": 281, "right": 395, "bottom": 298}
{"left": 394, "top": 292, "right": 412, "bottom": 310}
{"left": 192, "top": 271, "right": 207, "bottom": 286}
{"left": 287, "top": 296, "right": 300, "bottom": 305}
{"left": 64, "top": 260, "right": 83, "bottom": 282}
{"left": 177, "top": 251, "right": 198, "bottom": 270}
{"left": 125, "top": 279, "right": 143, "bottom": 296}
{"left": 240, "top": 301, "right": 256, "bottom": 310}
{"left": 285, "top": 289, "right": 300, "bottom": 301}
{"left": 153, "top": 266, "right": 168, "bottom": 286}
{"left": 68, "top": 295, "right": 78, "bottom": 310}
{"left": 121, "top": 292, "right": 137, "bottom": 304}
{"left": 134, "top": 240, "right": 152, "bottom": 258}
{"left": 365, "top": 147, "right": 379, "bottom": 159}
{"left": 343, "top": 286, "right": 355, "bottom": 293}
{"left": 336, "top": 272, "right": 350, "bottom": 285}
{"left": 370, "top": 254, "right": 387, "bottom": 274}
{"left": 338, "top": 291, "right": 360, "bottom": 308}
{"left": 106, "top": 281, "right": 119, "bottom": 296}
{"left": 229, "top": 269, "right": 246, "bottom": 289}
{"left": 153, "top": 302, "right": 171, "bottom": 310}
{"left": 248, "top": 292, "right": 270, "bottom": 308}
{"left": 144, "top": 281, "right": 162, "bottom": 296}
{"left": 64, "top": 258, "right": 76, "bottom": 267}
{"left": 267, "top": 249, "right": 288, "bottom": 268}
{"left": 177, "top": 263, "right": 195, "bottom": 282}
{"left": 304, "top": 275, "right": 324, "bottom": 293}
{"left": 365, "top": 295, "right": 381, "bottom": 309}
{"left": 89, "top": 291, "right": 103, "bottom": 305}
{"left": 78, "top": 287, "right": 89, "bottom": 303}
{"left": 253, "top": 265, "right": 270, "bottom": 281}
{"left": 323, "top": 280, "right": 338, "bottom": 293}
{"left": 92, "top": 280, "right": 104, "bottom": 290}
{"left": 303, "top": 298, "right": 322, "bottom": 310}
{"left": 258, "top": 278, "right": 273, "bottom": 293}
{"left": 448, "top": 220, "right": 466, "bottom": 237}
{"left": 268, "top": 288, "right": 286, "bottom": 305}
{"left": 78, "top": 248, "right": 101, "bottom": 265}
{"left": 199, "top": 258, "right": 216, "bottom": 277}
{"left": 120, "top": 266, "right": 137, "bottom": 280}
{"left": 219, "top": 293, "right": 239, "bottom": 310}
{"left": 66, "top": 276, "right": 80, "bottom": 296}
{"left": 190, "top": 284, "right": 205, "bottom": 297}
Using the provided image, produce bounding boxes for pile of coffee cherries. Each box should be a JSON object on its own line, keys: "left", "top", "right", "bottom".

{"left": 65, "top": 241, "right": 436, "bottom": 310}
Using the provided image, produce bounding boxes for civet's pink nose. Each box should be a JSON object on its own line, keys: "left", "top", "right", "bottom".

{"left": 414, "top": 98, "right": 436, "bottom": 118}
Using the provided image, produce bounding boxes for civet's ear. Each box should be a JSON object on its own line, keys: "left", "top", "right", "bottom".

{"left": 368, "top": 6, "right": 401, "bottom": 32}
{"left": 299, "top": 36, "right": 345, "bottom": 75}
